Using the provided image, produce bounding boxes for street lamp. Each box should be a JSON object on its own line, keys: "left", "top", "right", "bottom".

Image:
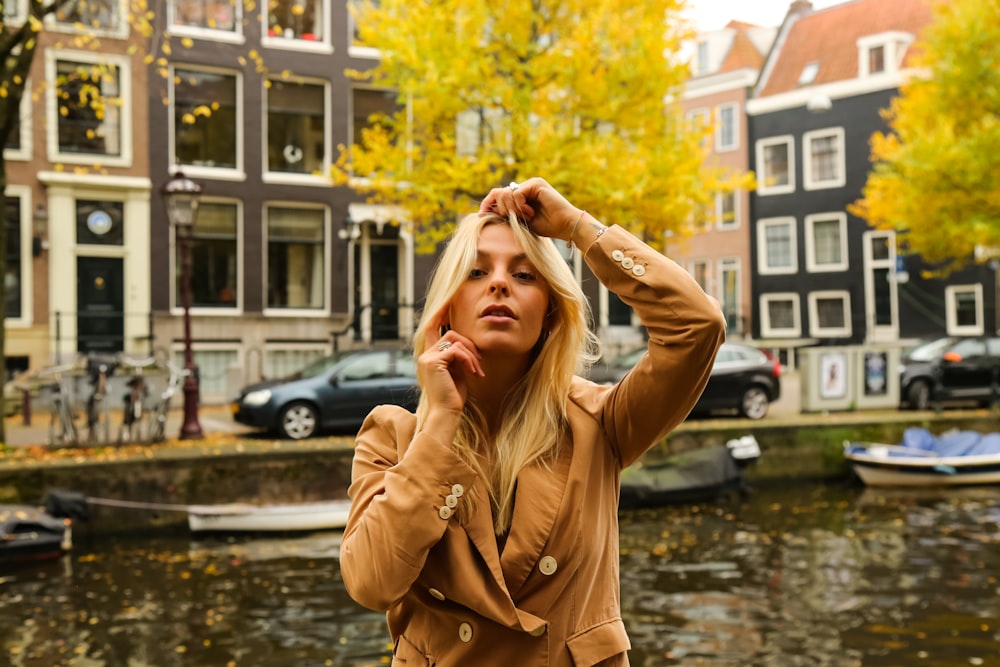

{"left": 162, "top": 171, "right": 203, "bottom": 440}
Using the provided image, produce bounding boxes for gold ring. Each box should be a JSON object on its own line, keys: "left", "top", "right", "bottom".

{"left": 437, "top": 340, "right": 452, "bottom": 351}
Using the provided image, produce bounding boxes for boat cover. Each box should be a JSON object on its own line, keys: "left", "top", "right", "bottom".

{"left": 900, "top": 428, "right": 1000, "bottom": 457}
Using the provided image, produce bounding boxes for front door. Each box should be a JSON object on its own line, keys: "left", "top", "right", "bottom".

{"left": 77, "top": 257, "right": 124, "bottom": 353}
{"left": 355, "top": 242, "right": 400, "bottom": 341}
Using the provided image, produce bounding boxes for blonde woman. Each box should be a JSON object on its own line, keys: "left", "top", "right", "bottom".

{"left": 342, "top": 177, "right": 725, "bottom": 666}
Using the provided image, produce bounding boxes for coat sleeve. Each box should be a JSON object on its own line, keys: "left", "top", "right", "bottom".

{"left": 581, "top": 225, "right": 727, "bottom": 468}
{"left": 340, "top": 406, "right": 480, "bottom": 611}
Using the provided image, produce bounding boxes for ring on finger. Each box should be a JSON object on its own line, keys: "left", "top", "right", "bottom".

{"left": 507, "top": 181, "right": 519, "bottom": 192}
{"left": 437, "top": 340, "right": 452, "bottom": 351}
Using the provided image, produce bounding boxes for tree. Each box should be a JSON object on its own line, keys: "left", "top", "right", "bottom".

{"left": 850, "top": 0, "right": 1000, "bottom": 274}
{"left": 336, "top": 0, "right": 748, "bottom": 252}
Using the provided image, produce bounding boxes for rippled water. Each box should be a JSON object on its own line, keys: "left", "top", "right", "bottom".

{"left": 2, "top": 482, "right": 999, "bottom": 666}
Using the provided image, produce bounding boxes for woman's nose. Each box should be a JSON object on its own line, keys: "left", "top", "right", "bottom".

{"left": 488, "top": 272, "right": 509, "bottom": 295}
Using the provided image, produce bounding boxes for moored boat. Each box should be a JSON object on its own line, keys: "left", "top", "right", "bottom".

{"left": 0, "top": 505, "right": 73, "bottom": 566}
{"left": 844, "top": 428, "right": 1000, "bottom": 487}
{"left": 187, "top": 499, "right": 352, "bottom": 533}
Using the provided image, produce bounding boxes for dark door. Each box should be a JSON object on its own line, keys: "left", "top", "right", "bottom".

{"left": 77, "top": 257, "right": 124, "bottom": 353}
{"left": 368, "top": 244, "right": 399, "bottom": 340}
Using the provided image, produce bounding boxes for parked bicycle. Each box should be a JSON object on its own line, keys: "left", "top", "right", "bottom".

{"left": 85, "top": 354, "right": 118, "bottom": 444}
{"left": 117, "top": 356, "right": 156, "bottom": 443}
{"left": 149, "top": 360, "right": 186, "bottom": 443}
{"left": 39, "top": 363, "right": 80, "bottom": 448}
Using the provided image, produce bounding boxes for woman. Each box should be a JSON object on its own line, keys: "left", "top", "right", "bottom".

{"left": 342, "top": 177, "right": 726, "bottom": 666}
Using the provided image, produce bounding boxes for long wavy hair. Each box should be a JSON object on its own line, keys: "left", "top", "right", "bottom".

{"left": 413, "top": 212, "right": 600, "bottom": 534}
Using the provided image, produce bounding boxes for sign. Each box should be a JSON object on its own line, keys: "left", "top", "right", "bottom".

{"left": 864, "top": 351, "right": 888, "bottom": 396}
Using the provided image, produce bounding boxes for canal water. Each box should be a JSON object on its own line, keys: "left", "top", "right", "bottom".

{"left": 2, "top": 481, "right": 999, "bottom": 666}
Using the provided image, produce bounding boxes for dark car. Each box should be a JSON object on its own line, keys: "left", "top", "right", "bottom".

{"left": 232, "top": 348, "right": 420, "bottom": 439}
{"left": 899, "top": 336, "right": 1000, "bottom": 410}
{"left": 588, "top": 341, "right": 781, "bottom": 420}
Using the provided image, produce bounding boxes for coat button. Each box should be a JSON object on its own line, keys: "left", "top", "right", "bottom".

{"left": 459, "top": 622, "right": 473, "bottom": 642}
{"left": 451, "top": 483, "right": 464, "bottom": 497}
{"left": 539, "top": 555, "right": 558, "bottom": 575}
{"left": 445, "top": 494, "right": 458, "bottom": 508}
{"left": 529, "top": 625, "right": 547, "bottom": 637}
{"left": 632, "top": 264, "right": 646, "bottom": 277}
{"left": 439, "top": 506, "right": 453, "bottom": 520}
{"left": 429, "top": 588, "right": 445, "bottom": 600}
{"left": 611, "top": 249, "right": 625, "bottom": 262}
{"left": 621, "top": 257, "right": 635, "bottom": 270}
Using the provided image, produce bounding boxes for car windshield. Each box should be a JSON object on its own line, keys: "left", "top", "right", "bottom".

{"left": 906, "top": 338, "right": 955, "bottom": 361}
{"left": 290, "top": 353, "right": 348, "bottom": 380}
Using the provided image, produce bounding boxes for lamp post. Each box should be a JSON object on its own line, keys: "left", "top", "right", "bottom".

{"left": 162, "top": 171, "right": 203, "bottom": 439}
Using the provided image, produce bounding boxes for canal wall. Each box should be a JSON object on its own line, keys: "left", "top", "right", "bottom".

{"left": 0, "top": 410, "right": 995, "bottom": 536}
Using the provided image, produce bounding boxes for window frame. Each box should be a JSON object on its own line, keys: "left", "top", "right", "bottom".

{"left": 348, "top": 0, "right": 381, "bottom": 59}
{"left": 3, "top": 185, "right": 34, "bottom": 328}
{"left": 45, "top": 49, "right": 132, "bottom": 167}
{"left": 945, "top": 284, "right": 984, "bottom": 336}
{"left": 170, "top": 64, "right": 245, "bottom": 181}
{"left": 262, "top": 202, "right": 331, "bottom": 316}
{"left": 262, "top": 0, "right": 333, "bottom": 52}
{"left": 719, "top": 257, "right": 741, "bottom": 334}
{"left": 168, "top": 0, "right": 245, "bottom": 44}
{"left": 760, "top": 293, "right": 801, "bottom": 338}
{"left": 716, "top": 190, "right": 739, "bottom": 230}
{"left": 3, "top": 62, "right": 31, "bottom": 162}
{"left": 47, "top": 0, "right": 128, "bottom": 39}
{"left": 808, "top": 290, "right": 852, "bottom": 338}
{"left": 804, "top": 212, "right": 848, "bottom": 272}
{"left": 803, "top": 127, "right": 846, "bottom": 190}
{"left": 171, "top": 197, "right": 243, "bottom": 315}
{"left": 714, "top": 102, "right": 739, "bottom": 153}
{"left": 755, "top": 135, "right": 795, "bottom": 195}
{"left": 263, "top": 75, "right": 331, "bottom": 185}
{"left": 757, "top": 217, "right": 798, "bottom": 275}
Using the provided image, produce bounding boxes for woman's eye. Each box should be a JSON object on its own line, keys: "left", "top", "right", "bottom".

{"left": 514, "top": 271, "right": 536, "bottom": 281}
{"left": 468, "top": 268, "right": 487, "bottom": 279}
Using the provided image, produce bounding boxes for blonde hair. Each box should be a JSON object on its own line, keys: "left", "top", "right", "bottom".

{"left": 414, "top": 212, "right": 600, "bottom": 534}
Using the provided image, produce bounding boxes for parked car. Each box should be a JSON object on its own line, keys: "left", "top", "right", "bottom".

{"left": 588, "top": 341, "right": 782, "bottom": 420}
{"left": 232, "top": 348, "right": 420, "bottom": 439}
{"left": 899, "top": 336, "right": 1000, "bottom": 410}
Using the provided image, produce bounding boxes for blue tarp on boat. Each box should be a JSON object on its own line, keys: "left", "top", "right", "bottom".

{"left": 900, "top": 428, "right": 1000, "bottom": 457}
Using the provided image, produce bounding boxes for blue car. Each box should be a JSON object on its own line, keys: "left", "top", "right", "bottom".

{"left": 232, "top": 348, "right": 420, "bottom": 439}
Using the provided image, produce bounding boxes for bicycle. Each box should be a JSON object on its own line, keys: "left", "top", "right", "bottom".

{"left": 117, "top": 355, "right": 156, "bottom": 443}
{"left": 85, "top": 354, "right": 118, "bottom": 444}
{"left": 39, "top": 363, "right": 80, "bottom": 448}
{"left": 149, "top": 360, "right": 186, "bottom": 443}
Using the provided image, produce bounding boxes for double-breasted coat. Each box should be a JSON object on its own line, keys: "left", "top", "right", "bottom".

{"left": 341, "top": 225, "right": 727, "bottom": 666}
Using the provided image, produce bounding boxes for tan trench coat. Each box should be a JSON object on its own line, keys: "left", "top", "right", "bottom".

{"left": 342, "top": 225, "right": 726, "bottom": 666}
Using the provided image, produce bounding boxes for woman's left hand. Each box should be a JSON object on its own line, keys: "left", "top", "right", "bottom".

{"left": 480, "top": 177, "right": 582, "bottom": 244}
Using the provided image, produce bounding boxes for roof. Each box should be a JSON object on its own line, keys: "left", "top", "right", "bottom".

{"left": 757, "top": 0, "right": 935, "bottom": 97}
{"left": 719, "top": 20, "right": 769, "bottom": 73}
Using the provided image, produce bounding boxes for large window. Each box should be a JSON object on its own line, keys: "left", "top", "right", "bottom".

{"left": 267, "top": 79, "right": 326, "bottom": 175}
{"left": 352, "top": 87, "right": 398, "bottom": 147}
{"left": 804, "top": 128, "right": 845, "bottom": 189}
{"left": 173, "top": 68, "right": 239, "bottom": 170}
{"left": 55, "top": 0, "right": 120, "bottom": 31}
{"left": 760, "top": 293, "right": 800, "bottom": 338}
{"left": 267, "top": 0, "right": 323, "bottom": 41}
{"left": 808, "top": 291, "right": 851, "bottom": 337}
{"left": 172, "top": 0, "right": 237, "bottom": 32}
{"left": 717, "top": 190, "right": 737, "bottom": 229}
{"left": 946, "top": 285, "right": 983, "bottom": 336}
{"left": 720, "top": 258, "right": 740, "bottom": 333}
{"left": 4, "top": 196, "right": 23, "bottom": 320}
{"left": 54, "top": 58, "right": 122, "bottom": 158}
{"left": 176, "top": 202, "right": 239, "bottom": 309}
{"left": 756, "top": 136, "right": 794, "bottom": 195}
{"left": 757, "top": 217, "right": 797, "bottom": 274}
{"left": 805, "top": 213, "right": 847, "bottom": 272}
{"left": 715, "top": 103, "right": 738, "bottom": 152}
{"left": 266, "top": 206, "right": 326, "bottom": 310}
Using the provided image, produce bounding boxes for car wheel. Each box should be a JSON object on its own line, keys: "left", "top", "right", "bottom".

{"left": 279, "top": 402, "right": 318, "bottom": 439}
{"left": 906, "top": 380, "right": 931, "bottom": 411}
{"left": 739, "top": 386, "right": 770, "bottom": 420}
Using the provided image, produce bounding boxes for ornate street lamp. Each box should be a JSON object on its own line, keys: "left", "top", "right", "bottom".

{"left": 162, "top": 171, "right": 203, "bottom": 439}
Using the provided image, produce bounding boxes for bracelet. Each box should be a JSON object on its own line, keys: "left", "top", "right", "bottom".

{"left": 566, "top": 210, "right": 586, "bottom": 249}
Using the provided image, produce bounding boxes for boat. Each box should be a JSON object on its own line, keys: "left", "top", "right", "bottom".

{"left": 619, "top": 435, "right": 761, "bottom": 509}
{"left": 0, "top": 505, "right": 73, "bottom": 565}
{"left": 187, "top": 498, "right": 353, "bottom": 533}
{"left": 844, "top": 427, "right": 1000, "bottom": 487}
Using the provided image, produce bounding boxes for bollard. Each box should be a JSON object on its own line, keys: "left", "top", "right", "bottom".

{"left": 22, "top": 387, "right": 31, "bottom": 426}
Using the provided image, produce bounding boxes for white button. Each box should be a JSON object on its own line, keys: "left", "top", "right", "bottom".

{"left": 459, "top": 622, "right": 473, "bottom": 642}
{"left": 539, "top": 555, "right": 558, "bottom": 575}
{"left": 429, "top": 588, "right": 445, "bottom": 600}
{"left": 439, "top": 506, "right": 453, "bottom": 520}
{"left": 529, "top": 625, "right": 547, "bottom": 637}
{"left": 445, "top": 494, "right": 458, "bottom": 508}
{"left": 621, "top": 257, "right": 635, "bottom": 270}
{"left": 632, "top": 264, "right": 646, "bottom": 277}
{"left": 611, "top": 249, "right": 625, "bottom": 262}
{"left": 451, "top": 483, "right": 464, "bottom": 497}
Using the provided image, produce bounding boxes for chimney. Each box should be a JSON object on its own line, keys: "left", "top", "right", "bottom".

{"left": 788, "top": 1, "right": 813, "bottom": 16}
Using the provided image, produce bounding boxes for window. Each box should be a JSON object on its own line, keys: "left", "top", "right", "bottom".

{"left": 696, "top": 40, "right": 709, "bottom": 76}
{"left": 172, "top": 0, "right": 237, "bottom": 32}
{"left": 54, "top": 0, "right": 120, "bottom": 32}
{"left": 175, "top": 201, "right": 239, "bottom": 309}
{"left": 76, "top": 200, "right": 124, "bottom": 246}
{"left": 805, "top": 213, "right": 847, "bottom": 272}
{"left": 267, "top": 0, "right": 323, "bottom": 41}
{"left": 717, "top": 190, "right": 737, "bottom": 229}
{"left": 690, "top": 260, "right": 709, "bottom": 292}
{"left": 715, "top": 103, "right": 738, "bottom": 152}
{"left": 757, "top": 217, "right": 797, "bottom": 275}
{"left": 266, "top": 206, "right": 326, "bottom": 310}
{"left": 720, "top": 258, "right": 740, "bottom": 333}
{"left": 756, "top": 136, "right": 794, "bottom": 195}
{"left": 946, "top": 285, "right": 983, "bottom": 335}
{"left": 686, "top": 108, "right": 710, "bottom": 146}
{"left": 4, "top": 1, "right": 23, "bottom": 21}
{"left": 808, "top": 291, "right": 851, "bottom": 337}
{"left": 351, "top": 87, "right": 398, "bottom": 147}
{"left": 803, "top": 128, "right": 845, "bottom": 189}
{"left": 267, "top": 79, "right": 326, "bottom": 175}
{"left": 799, "top": 61, "right": 819, "bottom": 85}
{"left": 4, "top": 196, "right": 23, "bottom": 320}
{"left": 349, "top": 0, "right": 380, "bottom": 56}
{"left": 3, "top": 55, "right": 29, "bottom": 160}
{"left": 173, "top": 68, "right": 239, "bottom": 171}
{"left": 455, "top": 107, "right": 509, "bottom": 158}
{"left": 760, "top": 293, "right": 800, "bottom": 338}
{"left": 858, "top": 32, "right": 914, "bottom": 77}
{"left": 868, "top": 45, "right": 885, "bottom": 74}
{"left": 53, "top": 58, "right": 123, "bottom": 158}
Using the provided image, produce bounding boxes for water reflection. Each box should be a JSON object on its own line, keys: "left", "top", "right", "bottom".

{"left": 2, "top": 483, "right": 999, "bottom": 666}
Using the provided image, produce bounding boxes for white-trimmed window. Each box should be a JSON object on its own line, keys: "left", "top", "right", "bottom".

{"left": 3, "top": 54, "right": 30, "bottom": 161}
{"left": 685, "top": 108, "right": 710, "bottom": 146}
{"left": 719, "top": 257, "right": 740, "bottom": 333}
{"left": 172, "top": 66, "right": 242, "bottom": 176}
{"left": 756, "top": 135, "right": 794, "bottom": 195}
{"left": 265, "top": 0, "right": 326, "bottom": 43}
{"left": 174, "top": 200, "right": 240, "bottom": 311}
{"left": 760, "top": 293, "right": 800, "bottom": 338}
{"left": 717, "top": 190, "right": 738, "bottom": 229}
{"left": 3, "top": 185, "right": 32, "bottom": 327}
{"left": 808, "top": 291, "right": 851, "bottom": 338}
{"left": 715, "top": 103, "right": 738, "bottom": 152}
{"left": 695, "top": 40, "right": 710, "bottom": 76}
{"left": 348, "top": 0, "right": 380, "bottom": 58}
{"left": 857, "top": 32, "right": 914, "bottom": 78}
{"left": 4, "top": 0, "right": 25, "bottom": 21}
{"left": 805, "top": 212, "right": 848, "bottom": 272}
{"left": 265, "top": 204, "right": 328, "bottom": 312}
{"left": 266, "top": 78, "right": 328, "bottom": 179}
{"left": 170, "top": 0, "right": 241, "bottom": 39}
{"left": 757, "top": 217, "right": 797, "bottom": 275}
{"left": 52, "top": 0, "right": 125, "bottom": 37}
{"left": 803, "top": 128, "right": 845, "bottom": 189}
{"left": 946, "top": 284, "right": 983, "bottom": 336}
{"left": 46, "top": 51, "right": 130, "bottom": 167}
{"left": 689, "top": 260, "right": 710, "bottom": 292}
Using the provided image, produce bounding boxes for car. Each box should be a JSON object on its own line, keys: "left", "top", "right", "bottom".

{"left": 899, "top": 336, "right": 1000, "bottom": 410}
{"left": 588, "top": 340, "right": 782, "bottom": 420}
{"left": 231, "top": 348, "right": 420, "bottom": 439}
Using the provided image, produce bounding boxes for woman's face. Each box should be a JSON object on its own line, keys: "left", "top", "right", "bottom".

{"left": 448, "top": 224, "right": 550, "bottom": 359}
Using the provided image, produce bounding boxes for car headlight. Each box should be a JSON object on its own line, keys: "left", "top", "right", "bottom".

{"left": 242, "top": 389, "right": 272, "bottom": 407}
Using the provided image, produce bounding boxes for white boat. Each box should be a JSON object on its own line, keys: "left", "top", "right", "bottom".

{"left": 844, "top": 427, "right": 1000, "bottom": 487}
{"left": 187, "top": 499, "right": 352, "bottom": 533}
